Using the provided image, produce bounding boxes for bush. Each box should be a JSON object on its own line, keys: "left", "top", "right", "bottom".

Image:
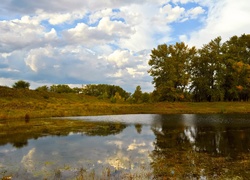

{"left": 12, "top": 80, "right": 30, "bottom": 89}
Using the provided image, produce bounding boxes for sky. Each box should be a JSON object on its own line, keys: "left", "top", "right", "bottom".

{"left": 0, "top": 0, "right": 250, "bottom": 93}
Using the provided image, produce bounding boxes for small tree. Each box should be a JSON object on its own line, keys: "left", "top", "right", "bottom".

{"left": 132, "top": 86, "right": 143, "bottom": 103}
{"left": 12, "top": 80, "right": 30, "bottom": 89}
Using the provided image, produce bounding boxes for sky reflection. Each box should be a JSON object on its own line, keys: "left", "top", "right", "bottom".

{"left": 1, "top": 114, "right": 250, "bottom": 179}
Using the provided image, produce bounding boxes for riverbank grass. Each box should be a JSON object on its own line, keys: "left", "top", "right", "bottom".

{"left": 1, "top": 86, "right": 250, "bottom": 120}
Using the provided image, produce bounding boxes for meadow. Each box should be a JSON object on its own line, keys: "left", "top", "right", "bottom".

{"left": 1, "top": 86, "right": 250, "bottom": 179}
{"left": 1, "top": 86, "right": 250, "bottom": 120}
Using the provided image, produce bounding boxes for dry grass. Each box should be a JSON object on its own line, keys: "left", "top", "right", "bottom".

{"left": 1, "top": 86, "right": 250, "bottom": 120}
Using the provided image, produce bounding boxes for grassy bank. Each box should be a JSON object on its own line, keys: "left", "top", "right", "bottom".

{"left": 1, "top": 86, "right": 250, "bottom": 120}
{"left": 1, "top": 86, "right": 250, "bottom": 180}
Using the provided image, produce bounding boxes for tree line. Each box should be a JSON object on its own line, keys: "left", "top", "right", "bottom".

{"left": 9, "top": 34, "right": 250, "bottom": 103}
{"left": 11, "top": 81, "right": 150, "bottom": 103}
{"left": 148, "top": 34, "right": 250, "bottom": 102}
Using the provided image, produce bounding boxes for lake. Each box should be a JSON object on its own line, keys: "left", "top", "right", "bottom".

{"left": 1, "top": 114, "right": 250, "bottom": 179}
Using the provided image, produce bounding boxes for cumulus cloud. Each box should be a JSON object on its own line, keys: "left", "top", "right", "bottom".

{"left": 0, "top": 0, "right": 249, "bottom": 92}
{"left": 107, "top": 50, "right": 131, "bottom": 68}
{"left": 187, "top": 0, "right": 250, "bottom": 47}
{"left": 25, "top": 46, "right": 55, "bottom": 72}
{"left": 35, "top": 9, "right": 86, "bottom": 25}
{"left": 88, "top": 8, "right": 114, "bottom": 25}
{"left": 119, "top": 3, "right": 172, "bottom": 51}
{"left": 0, "top": 17, "right": 44, "bottom": 52}
{"left": 161, "top": 4, "right": 185, "bottom": 23}
{"left": 62, "top": 17, "right": 134, "bottom": 47}
{"left": 98, "top": 17, "right": 135, "bottom": 37}
{"left": 62, "top": 23, "right": 110, "bottom": 45}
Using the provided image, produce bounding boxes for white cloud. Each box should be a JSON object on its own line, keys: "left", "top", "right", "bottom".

{"left": 126, "top": 68, "right": 144, "bottom": 78}
{"left": 107, "top": 50, "right": 131, "bottom": 68}
{"left": 62, "top": 17, "right": 134, "bottom": 47}
{"left": 35, "top": 9, "right": 86, "bottom": 25}
{"left": 187, "top": 0, "right": 250, "bottom": 47}
{"left": 0, "top": 0, "right": 248, "bottom": 93}
{"left": 44, "top": 28, "right": 58, "bottom": 40}
{"left": 25, "top": 46, "right": 54, "bottom": 72}
{"left": 88, "top": 8, "right": 114, "bottom": 24}
{"left": 186, "top": 6, "right": 205, "bottom": 19}
{"left": 0, "top": 17, "right": 44, "bottom": 52}
{"left": 172, "top": 0, "right": 198, "bottom": 4}
{"left": 0, "top": 78, "right": 16, "bottom": 87}
{"left": 160, "top": 4, "right": 185, "bottom": 23}
{"left": 119, "top": 3, "right": 172, "bottom": 51}
{"left": 62, "top": 23, "right": 107, "bottom": 45}
{"left": 98, "top": 17, "right": 135, "bottom": 37}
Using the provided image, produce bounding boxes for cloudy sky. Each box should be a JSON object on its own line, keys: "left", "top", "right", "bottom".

{"left": 0, "top": 0, "right": 249, "bottom": 92}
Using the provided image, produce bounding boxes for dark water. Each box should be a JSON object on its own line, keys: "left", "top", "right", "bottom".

{"left": 1, "top": 114, "right": 250, "bottom": 179}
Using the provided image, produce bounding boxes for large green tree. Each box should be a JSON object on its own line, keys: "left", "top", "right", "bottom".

{"left": 222, "top": 34, "right": 250, "bottom": 101}
{"left": 148, "top": 42, "right": 196, "bottom": 101}
{"left": 148, "top": 34, "right": 250, "bottom": 102}
{"left": 190, "top": 37, "right": 225, "bottom": 101}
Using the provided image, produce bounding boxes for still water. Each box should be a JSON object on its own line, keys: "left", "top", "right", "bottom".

{"left": 1, "top": 114, "right": 250, "bottom": 179}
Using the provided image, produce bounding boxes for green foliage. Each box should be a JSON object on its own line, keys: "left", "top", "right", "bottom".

{"left": 2, "top": 84, "right": 250, "bottom": 120}
{"left": 149, "top": 34, "right": 250, "bottom": 102}
{"left": 50, "top": 84, "right": 73, "bottom": 93}
{"left": 72, "top": 87, "right": 82, "bottom": 93}
{"left": 132, "top": 85, "right": 143, "bottom": 103}
{"left": 141, "top": 92, "right": 151, "bottom": 103}
{"left": 148, "top": 42, "right": 196, "bottom": 101}
{"left": 12, "top": 80, "right": 30, "bottom": 89}
{"left": 190, "top": 37, "right": 224, "bottom": 102}
{"left": 110, "top": 96, "right": 116, "bottom": 103}
{"left": 83, "top": 84, "right": 130, "bottom": 100}
{"left": 36, "top": 85, "right": 49, "bottom": 92}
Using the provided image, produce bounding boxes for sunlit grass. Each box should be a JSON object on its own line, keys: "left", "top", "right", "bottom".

{"left": 1, "top": 86, "right": 250, "bottom": 120}
{"left": 1, "top": 97, "right": 250, "bottom": 120}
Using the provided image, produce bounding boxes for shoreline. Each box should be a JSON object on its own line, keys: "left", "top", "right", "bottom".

{"left": 1, "top": 101, "right": 250, "bottom": 120}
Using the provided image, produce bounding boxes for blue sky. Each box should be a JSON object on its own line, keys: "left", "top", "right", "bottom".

{"left": 0, "top": 0, "right": 250, "bottom": 92}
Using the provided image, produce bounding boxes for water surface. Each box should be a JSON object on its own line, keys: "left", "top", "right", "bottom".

{"left": 1, "top": 114, "right": 250, "bottom": 179}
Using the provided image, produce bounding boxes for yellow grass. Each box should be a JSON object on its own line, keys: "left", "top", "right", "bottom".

{"left": 1, "top": 86, "right": 250, "bottom": 120}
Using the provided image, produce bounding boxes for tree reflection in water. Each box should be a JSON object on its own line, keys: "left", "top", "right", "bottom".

{"left": 0, "top": 119, "right": 127, "bottom": 148}
{"left": 1, "top": 114, "right": 250, "bottom": 179}
{"left": 150, "top": 114, "right": 250, "bottom": 179}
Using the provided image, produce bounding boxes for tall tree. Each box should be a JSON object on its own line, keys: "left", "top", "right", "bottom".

{"left": 148, "top": 42, "right": 196, "bottom": 101}
{"left": 222, "top": 34, "right": 250, "bottom": 101}
{"left": 132, "top": 85, "right": 143, "bottom": 103}
{"left": 190, "top": 37, "right": 225, "bottom": 101}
